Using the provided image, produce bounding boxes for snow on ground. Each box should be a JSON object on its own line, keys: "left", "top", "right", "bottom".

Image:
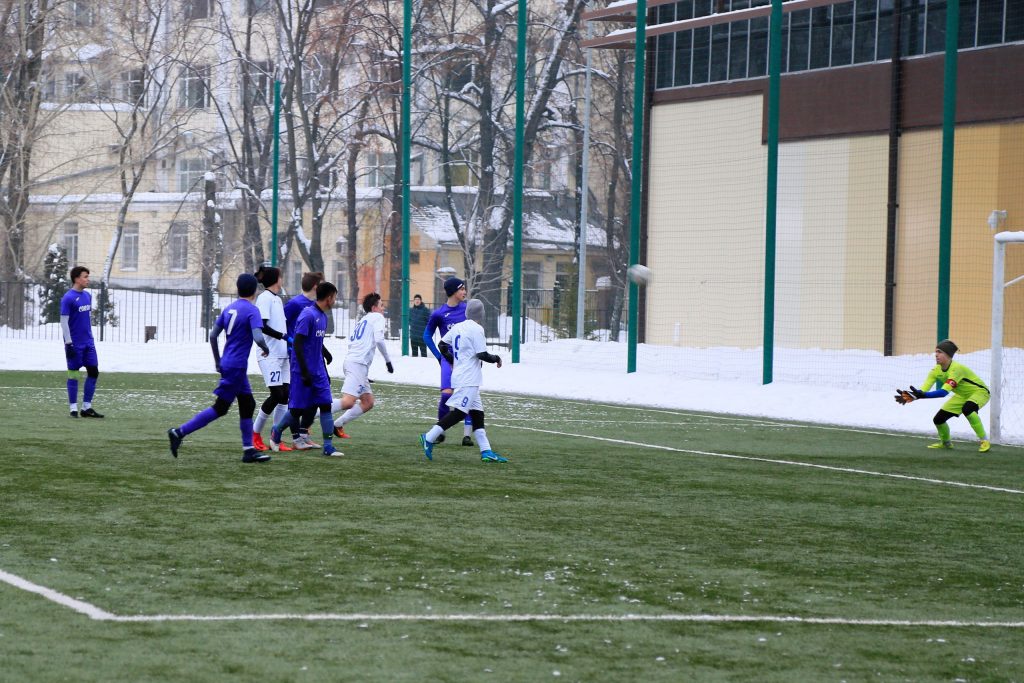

{"left": 4, "top": 337, "right": 1022, "bottom": 445}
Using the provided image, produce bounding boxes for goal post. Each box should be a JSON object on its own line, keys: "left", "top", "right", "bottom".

{"left": 990, "top": 230, "right": 1024, "bottom": 443}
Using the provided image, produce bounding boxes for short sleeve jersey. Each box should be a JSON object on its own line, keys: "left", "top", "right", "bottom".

{"left": 284, "top": 294, "right": 316, "bottom": 339}
{"left": 425, "top": 302, "right": 467, "bottom": 345}
{"left": 441, "top": 319, "right": 487, "bottom": 389}
{"left": 256, "top": 289, "right": 288, "bottom": 358}
{"left": 61, "top": 288, "right": 94, "bottom": 346}
{"left": 922, "top": 361, "right": 989, "bottom": 398}
{"left": 347, "top": 311, "right": 387, "bottom": 366}
{"left": 291, "top": 305, "right": 328, "bottom": 379}
{"left": 216, "top": 299, "right": 263, "bottom": 369}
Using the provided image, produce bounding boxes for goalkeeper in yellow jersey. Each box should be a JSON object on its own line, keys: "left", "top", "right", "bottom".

{"left": 895, "top": 339, "right": 991, "bottom": 452}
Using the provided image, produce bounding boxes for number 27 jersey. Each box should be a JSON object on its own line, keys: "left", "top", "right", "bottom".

{"left": 441, "top": 319, "right": 487, "bottom": 389}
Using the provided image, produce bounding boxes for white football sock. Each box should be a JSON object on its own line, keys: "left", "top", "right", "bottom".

{"left": 334, "top": 403, "right": 364, "bottom": 427}
{"left": 253, "top": 409, "right": 271, "bottom": 434}
{"left": 426, "top": 425, "right": 444, "bottom": 443}
{"left": 474, "top": 429, "right": 491, "bottom": 452}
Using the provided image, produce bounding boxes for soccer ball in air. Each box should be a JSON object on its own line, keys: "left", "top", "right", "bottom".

{"left": 627, "top": 264, "right": 652, "bottom": 286}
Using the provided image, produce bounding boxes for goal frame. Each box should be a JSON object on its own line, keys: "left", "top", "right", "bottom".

{"left": 990, "top": 231, "right": 1024, "bottom": 443}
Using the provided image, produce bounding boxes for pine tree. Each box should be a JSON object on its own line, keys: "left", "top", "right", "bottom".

{"left": 39, "top": 244, "right": 70, "bottom": 324}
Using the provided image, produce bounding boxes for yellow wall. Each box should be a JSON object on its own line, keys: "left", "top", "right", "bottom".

{"left": 776, "top": 135, "right": 888, "bottom": 351}
{"left": 894, "top": 122, "right": 1024, "bottom": 354}
{"left": 647, "top": 96, "right": 766, "bottom": 348}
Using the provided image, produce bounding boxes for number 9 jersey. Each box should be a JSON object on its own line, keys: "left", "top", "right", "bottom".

{"left": 440, "top": 318, "right": 487, "bottom": 389}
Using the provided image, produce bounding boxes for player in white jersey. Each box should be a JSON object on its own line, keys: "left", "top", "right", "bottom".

{"left": 251, "top": 266, "right": 295, "bottom": 450}
{"left": 331, "top": 292, "right": 394, "bottom": 436}
{"left": 418, "top": 299, "right": 506, "bottom": 463}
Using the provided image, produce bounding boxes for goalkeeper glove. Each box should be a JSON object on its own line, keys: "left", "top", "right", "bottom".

{"left": 909, "top": 385, "right": 926, "bottom": 399}
{"left": 894, "top": 388, "right": 915, "bottom": 405}
{"left": 64, "top": 343, "right": 75, "bottom": 359}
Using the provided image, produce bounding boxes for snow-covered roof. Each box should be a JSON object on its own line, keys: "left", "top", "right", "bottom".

{"left": 412, "top": 198, "right": 606, "bottom": 250}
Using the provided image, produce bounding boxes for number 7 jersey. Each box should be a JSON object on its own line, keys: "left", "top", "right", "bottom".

{"left": 440, "top": 319, "right": 487, "bottom": 389}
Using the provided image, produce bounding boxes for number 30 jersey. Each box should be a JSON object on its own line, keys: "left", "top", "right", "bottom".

{"left": 441, "top": 319, "right": 487, "bottom": 389}
{"left": 346, "top": 311, "right": 387, "bottom": 366}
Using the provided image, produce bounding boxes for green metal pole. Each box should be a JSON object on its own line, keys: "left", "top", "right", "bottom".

{"left": 626, "top": 0, "right": 646, "bottom": 374}
{"left": 936, "top": 0, "right": 958, "bottom": 342}
{"left": 511, "top": 0, "right": 526, "bottom": 363}
{"left": 270, "top": 80, "right": 281, "bottom": 267}
{"left": 762, "top": 0, "right": 781, "bottom": 385}
{"left": 400, "top": 0, "right": 412, "bottom": 356}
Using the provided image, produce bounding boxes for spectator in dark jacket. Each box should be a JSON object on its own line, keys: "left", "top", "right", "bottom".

{"left": 409, "top": 295, "right": 431, "bottom": 357}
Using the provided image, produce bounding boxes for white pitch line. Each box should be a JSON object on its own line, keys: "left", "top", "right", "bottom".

{"left": 492, "top": 424, "right": 1024, "bottom": 496}
{"left": 2, "top": 568, "right": 1023, "bottom": 628}
{"left": 0, "top": 569, "right": 116, "bottom": 620}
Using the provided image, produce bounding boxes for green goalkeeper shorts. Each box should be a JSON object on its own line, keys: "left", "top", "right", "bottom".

{"left": 941, "top": 389, "right": 990, "bottom": 415}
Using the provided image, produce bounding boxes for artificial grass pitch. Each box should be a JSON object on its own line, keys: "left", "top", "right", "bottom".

{"left": 1, "top": 370, "right": 1023, "bottom": 681}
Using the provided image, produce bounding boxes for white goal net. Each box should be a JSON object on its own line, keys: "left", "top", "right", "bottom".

{"left": 990, "top": 230, "right": 1024, "bottom": 444}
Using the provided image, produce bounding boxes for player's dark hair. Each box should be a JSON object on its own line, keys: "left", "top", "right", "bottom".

{"left": 301, "top": 271, "right": 324, "bottom": 292}
{"left": 362, "top": 292, "right": 381, "bottom": 313}
{"left": 255, "top": 265, "right": 280, "bottom": 288}
{"left": 316, "top": 281, "right": 337, "bottom": 301}
{"left": 70, "top": 265, "right": 90, "bottom": 281}
{"left": 413, "top": 294, "right": 422, "bottom": 300}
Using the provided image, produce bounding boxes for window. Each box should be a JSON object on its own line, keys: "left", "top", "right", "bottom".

{"left": 73, "top": 0, "right": 95, "bottom": 27}
{"left": 121, "top": 223, "right": 139, "bottom": 271}
{"left": 522, "top": 262, "right": 542, "bottom": 307}
{"left": 658, "top": 0, "right": 1019, "bottom": 91}
{"left": 447, "top": 60, "right": 475, "bottom": 92}
{"left": 246, "top": 61, "right": 273, "bottom": 105}
{"left": 184, "top": 0, "right": 211, "bottom": 21}
{"left": 122, "top": 69, "right": 147, "bottom": 105}
{"left": 247, "top": 0, "right": 271, "bottom": 14}
{"left": 65, "top": 73, "right": 88, "bottom": 102}
{"left": 178, "top": 158, "right": 209, "bottom": 192}
{"left": 365, "top": 151, "right": 395, "bottom": 187}
{"left": 333, "top": 261, "right": 346, "bottom": 300}
{"left": 42, "top": 75, "right": 57, "bottom": 102}
{"left": 179, "top": 65, "right": 210, "bottom": 109}
{"left": 168, "top": 223, "right": 189, "bottom": 271}
{"left": 854, "top": 0, "right": 879, "bottom": 63}
{"left": 448, "top": 151, "right": 479, "bottom": 187}
{"left": 62, "top": 223, "right": 79, "bottom": 264}
{"left": 409, "top": 251, "right": 420, "bottom": 265}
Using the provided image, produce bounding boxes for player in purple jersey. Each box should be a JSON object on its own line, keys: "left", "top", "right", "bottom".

{"left": 280, "top": 271, "right": 324, "bottom": 446}
{"left": 167, "top": 274, "right": 271, "bottom": 463}
{"left": 270, "top": 281, "right": 341, "bottom": 457}
{"left": 423, "top": 277, "right": 473, "bottom": 445}
{"left": 61, "top": 265, "right": 103, "bottom": 418}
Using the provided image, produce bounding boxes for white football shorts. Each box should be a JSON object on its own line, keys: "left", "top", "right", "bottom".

{"left": 340, "top": 359, "right": 373, "bottom": 397}
{"left": 258, "top": 356, "right": 290, "bottom": 387}
{"left": 446, "top": 386, "right": 483, "bottom": 413}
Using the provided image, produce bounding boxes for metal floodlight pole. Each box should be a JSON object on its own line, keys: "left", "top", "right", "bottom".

{"left": 576, "top": 19, "right": 594, "bottom": 340}
{"left": 936, "top": 0, "right": 959, "bottom": 342}
{"left": 270, "top": 79, "right": 281, "bottom": 267}
{"left": 400, "top": 0, "right": 412, "bottom": 356}
{"left": 626, "top": 0, "right": 646, "bottom": 373}
{"left": 762, "top": 0, "right": 782, "bottom": 385}
{"left": 511, "top": 0, "right": 527, "bottom": 363}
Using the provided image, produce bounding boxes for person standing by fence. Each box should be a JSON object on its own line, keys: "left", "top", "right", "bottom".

{"left": 408, "top": 294, "right": 430, "bottom": 357}
{"left": 61, "top": 265, "right": 104, "bottom": 418}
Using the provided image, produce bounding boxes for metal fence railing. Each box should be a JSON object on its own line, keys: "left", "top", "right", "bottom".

{"left": 0, "top": 282, "right": 624, "bottom": 347}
